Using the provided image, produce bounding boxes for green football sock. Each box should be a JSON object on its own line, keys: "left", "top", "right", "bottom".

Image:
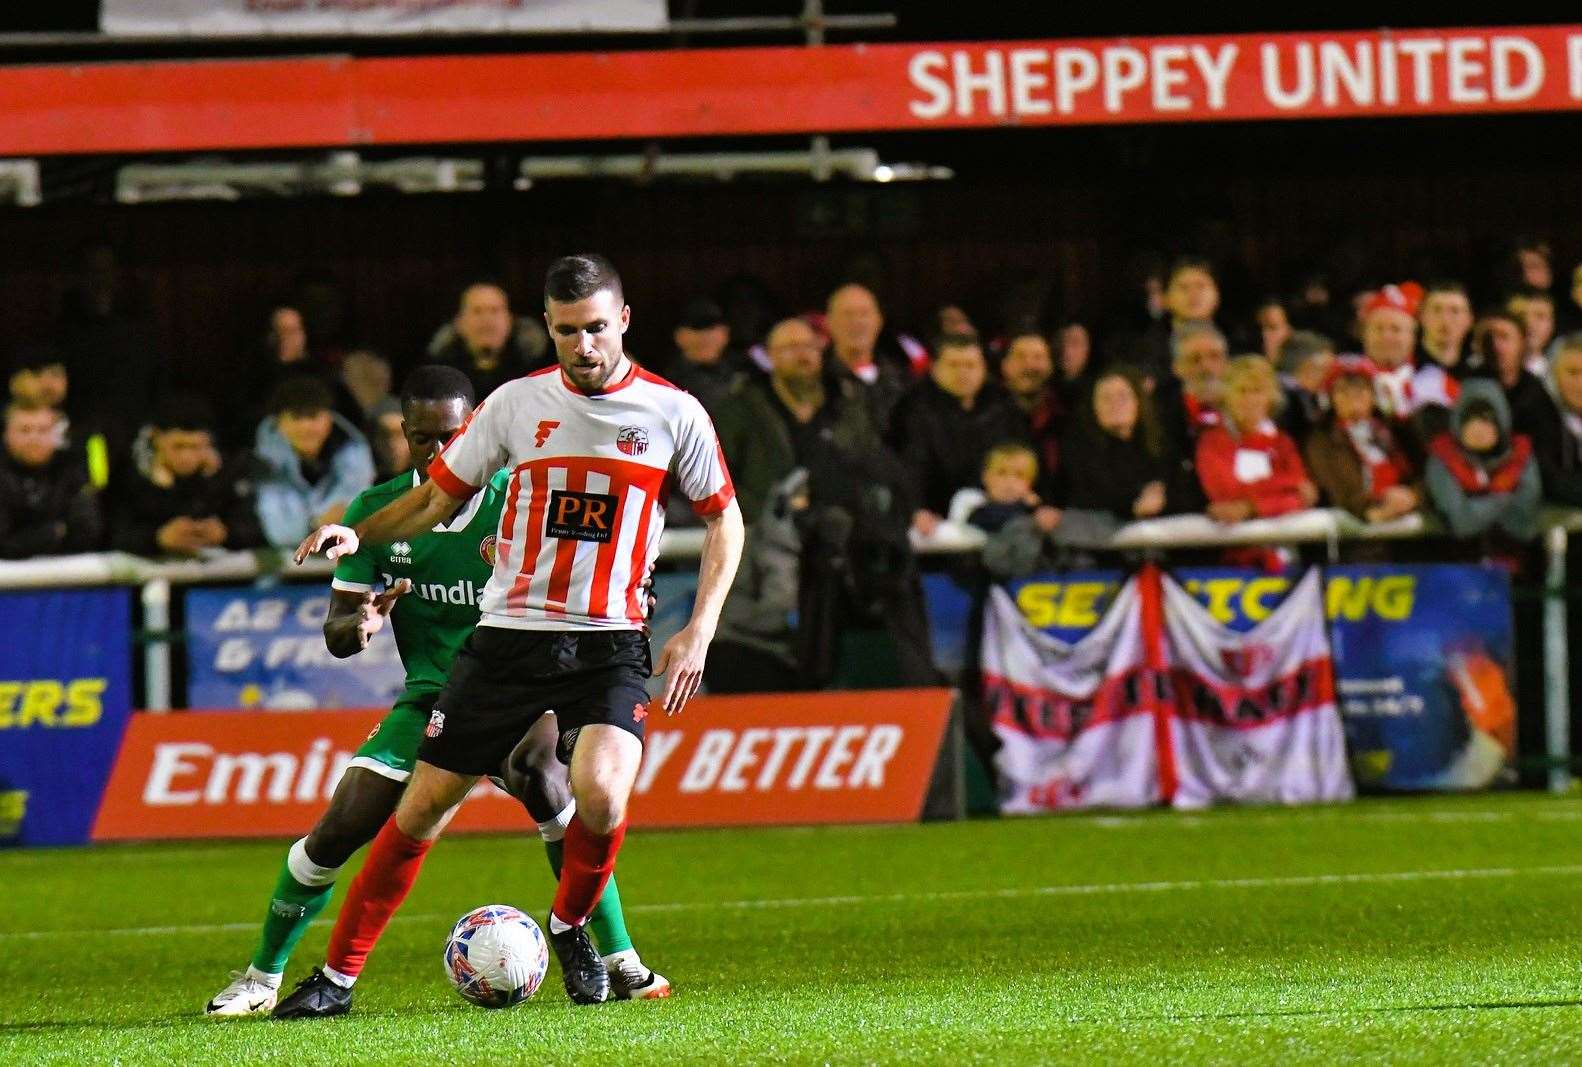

{"left": 250, "top": 852, "right": 335, "bottom": 976}
{"left": 542, "top": 839, "right": 633, "bottom": 956}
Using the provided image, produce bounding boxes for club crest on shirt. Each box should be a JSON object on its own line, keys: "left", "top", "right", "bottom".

{"left": 616, "top": 425, "right": 649, "bottom": 456}
{"left": 479, "top": 534, "right": 498, "bottom": 567}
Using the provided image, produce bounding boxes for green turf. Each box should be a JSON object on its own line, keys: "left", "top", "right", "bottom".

{"left": 4, "top": 793, "right": 1582, "bottom": 1064}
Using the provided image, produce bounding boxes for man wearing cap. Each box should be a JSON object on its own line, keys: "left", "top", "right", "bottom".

{"left": 1363, "top": 282, "right": 1425, "bottom": 424}
{"left": 667, "top": 296, "right": 747, "bottom": 419}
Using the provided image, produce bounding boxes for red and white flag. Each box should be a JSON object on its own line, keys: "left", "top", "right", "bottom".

{"left": 1158, "top": 568, "right": 1353, "bottom": 809}
{"left": 981, "top": 580, "right": 1162, "bottom": 812}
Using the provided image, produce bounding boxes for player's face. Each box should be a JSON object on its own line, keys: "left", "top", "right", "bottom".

{"left": 404, "top": 397, "right": 471, "bottom": 474}
{"left": 545, "top": 288, "right": 631, "bottom": 392}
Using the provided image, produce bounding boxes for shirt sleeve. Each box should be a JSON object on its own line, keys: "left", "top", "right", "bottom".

{"left": 672, "top": 396, "right": 736, "bottom": 516}
{"left": 428, "top": 398, "right": 506, "bottom": 500}
{"left": 330, "top": 489, "right": 381, "bottom": 593}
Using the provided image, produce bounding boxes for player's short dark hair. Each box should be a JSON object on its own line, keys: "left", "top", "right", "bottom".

{"left": 401, "top": 365, "right": 475, "bottom": 410}
{"left": 152, "top": 392, "right": 215, "bottom": 434}
{"left": 269, "top": 374, "right": 333, "bottom": 417}
{"left": 544, "top": 254, "right": 623, "bottom": 307}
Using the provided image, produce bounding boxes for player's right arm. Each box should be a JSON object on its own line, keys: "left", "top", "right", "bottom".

{"left": 296, "top": 398, "right": 507, "bottom": 565}
{"left": 323, "top": 583, "right": 412, "bottom": 659}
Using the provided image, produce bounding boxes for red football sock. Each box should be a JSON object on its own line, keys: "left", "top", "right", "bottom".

{"left": 551, "top": 817, "right": 627, "bottom": 927}
{"left": 325, "top": 818, "right": 433, "bottom": 978}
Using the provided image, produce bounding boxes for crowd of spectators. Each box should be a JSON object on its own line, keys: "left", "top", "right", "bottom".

{"left": 9, "top": 242, "right": 1582, "bottom": 602}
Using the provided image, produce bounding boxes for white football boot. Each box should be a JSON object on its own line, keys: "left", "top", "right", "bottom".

{"left": 204, "top": 969, "right": 280, "bottom": 1016}
{"left": 604, "top": 950, "right": 672, "bottom": 1000}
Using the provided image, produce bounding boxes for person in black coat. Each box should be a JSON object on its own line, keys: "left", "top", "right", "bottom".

{"left": 887, "top": 333, "right": 1025, "bottom": 532}
{"left": 1063, "top": 366, "right": 1177, "bottom": 522}
{"left": 1526, "top": 338, "right": 1582, "bottom": 507}
{"left": 0, "top": 402, "right": 102, "bottom": 559}
{"left": 111, "top": 393, "right": 262, "bottom": 557}
{"left": 426, "top": 282, "right": 552, "bottom": 401}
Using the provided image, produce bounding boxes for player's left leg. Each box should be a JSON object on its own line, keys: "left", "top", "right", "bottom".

{"left": 500, "top": 715, "right": 669, "bottom": 1000}
{"left": 545, "top": 722, "right": 644, "bottom": 1005}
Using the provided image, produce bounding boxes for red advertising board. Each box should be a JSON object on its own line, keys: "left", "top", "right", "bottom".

{"left": 5, "top": 25, "right": 1582, "bottom": 154}
{"left": 90, "top": 690, "right": 952, "bottom": 841}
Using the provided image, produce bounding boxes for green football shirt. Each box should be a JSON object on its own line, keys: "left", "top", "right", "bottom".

{"left": 330, "top": 468, "right": 508, "bottom": 695}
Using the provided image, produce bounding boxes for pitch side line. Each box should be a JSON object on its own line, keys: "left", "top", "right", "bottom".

{"left": 5, "top": 863, "right": 1582, "bottom": 942}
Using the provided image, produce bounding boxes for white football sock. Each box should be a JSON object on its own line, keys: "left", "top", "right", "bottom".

{"left": 243, "top": 964, "right": 283, "bottom": 989}
{"left": 538, "top": 800, "right": 576, "bottom": 843}
{"left": 548, "top": 913, "right": 574, "bottom": 935}
{"left": 321, "top": 964, "right": 357, "bottom": 989}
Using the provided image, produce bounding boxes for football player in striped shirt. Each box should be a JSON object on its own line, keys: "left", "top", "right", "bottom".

{"left": 207, "top": 366, "right": 665, "bottom": 1018}
{"left": 294, "top": 254, "right": 744, "bottom": 1006}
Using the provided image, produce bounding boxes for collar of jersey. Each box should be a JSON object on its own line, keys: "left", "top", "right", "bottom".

{"left": 413, "top": 469, "right": 488, "bottom": 532}
{"left": 558, "top": 359, "right": 638, "bottom": 398}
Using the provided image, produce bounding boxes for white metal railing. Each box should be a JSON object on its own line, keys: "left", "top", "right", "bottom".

{"left": 0, "top": 507, "right": 1574, "bottom": 791}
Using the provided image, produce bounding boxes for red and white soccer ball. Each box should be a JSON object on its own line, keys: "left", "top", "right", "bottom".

{"left": 443, "top": 904, "right": 549, "bottom": 1008}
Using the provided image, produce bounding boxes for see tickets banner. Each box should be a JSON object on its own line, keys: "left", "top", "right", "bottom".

{"left": 10, "top": 25, "right": 1582, "bottom": 154}
{"left": 91, "top": 690, "right": 952, "bottom": 840}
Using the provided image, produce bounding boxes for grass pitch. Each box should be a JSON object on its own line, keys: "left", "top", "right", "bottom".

{"left": 4, "top": 793, "right": 1582, "bottom": 1065}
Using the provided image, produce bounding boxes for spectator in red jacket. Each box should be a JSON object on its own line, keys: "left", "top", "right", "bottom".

{"left": 1197, "top": 355, "right": 1318, "bottom": 524}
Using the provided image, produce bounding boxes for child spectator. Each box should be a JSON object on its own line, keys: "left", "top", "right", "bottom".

{"left": 252, "top": 375, "right": 374, "bottom": 548}
{"left": 1302, "top": 357, "right": 1419, "bottom": 523}
{"left": 112, "top": 394, "right": 261, "bottom": 557}
{"left": 0, "top": 401, "right": 102, "bottom": 558}
{"left": 969, "top": 442, "right": 1071, "bottom": 579}
{"left": 1063, "top": 367, "right": 1173, "bottom": 523}
{"left": 1424, "top": 380, "right": 1541, "bottom": 547}
{"left": 1275, "top": 330, "right": 1335, "bottom": 445}
{"left": 1197, "top": 355, "right": 1317, "bottom": 524}
{"left": 965, "top": 442, "right": 1061, "bottom": 535}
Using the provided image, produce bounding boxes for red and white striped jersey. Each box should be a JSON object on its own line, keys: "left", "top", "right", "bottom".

{"left": 428, "top": 361, "right": 734, "bottom": 631}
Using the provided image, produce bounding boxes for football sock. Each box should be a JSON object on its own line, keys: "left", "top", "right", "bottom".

{"left": 324, "top": 819, "right": 433, "bottom": 982}
{"left": 249, "top": 837, "right": 338, "bottom": 976}
{"left": 550, "top": 816, "right": 627, "bottom": 929}
{"left": 539, "top": 802, "right": 633, "bottom": 955}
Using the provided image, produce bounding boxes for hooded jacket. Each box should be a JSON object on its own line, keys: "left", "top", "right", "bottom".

{"left": 1423, "top": 379, "right": 1540, "bottom": 541}
{"left": 252, "top": 411, "right": 375, "bottom": 548}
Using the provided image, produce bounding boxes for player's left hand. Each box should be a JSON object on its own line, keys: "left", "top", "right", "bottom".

{"left": 655, "top": 622, "right": 712, "bottom": 715}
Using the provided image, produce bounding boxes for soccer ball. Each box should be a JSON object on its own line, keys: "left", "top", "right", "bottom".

{"left": 443, "top": 905, "right": 549, "bottom": 1008}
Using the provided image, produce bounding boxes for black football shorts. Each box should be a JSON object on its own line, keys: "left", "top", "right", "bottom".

{"left": 419, "top": 627, "right": 652, "bottom": 776}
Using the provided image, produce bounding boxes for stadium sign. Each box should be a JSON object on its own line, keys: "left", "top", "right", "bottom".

{"left": 8, "top": 25, "right": 1582, "bottom": 154}
{"left": 100, "top": 0, "right": 666, "bottom": 36}
{"left": 0, "top": 589, "right": 134, "bottom": 846}
{"left": 90, "top": 691, "right": 953, "bottom": 841}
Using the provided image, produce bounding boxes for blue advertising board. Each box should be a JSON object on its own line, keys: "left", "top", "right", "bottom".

{"left": 0, "top": 588, "right": 134, "bottom": 846}
{"left": 186, "top": 585, "right": 406, "bottom": 709}
{"left": 998, "top": 564, "right": 1515, "bottom": 792}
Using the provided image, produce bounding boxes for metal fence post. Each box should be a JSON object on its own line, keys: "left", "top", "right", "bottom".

{"left": 1545, "top": 525, "right": 1571, "bottom": 794}
{"left": 141, "top": 578, "right": 173, "bottom": 713}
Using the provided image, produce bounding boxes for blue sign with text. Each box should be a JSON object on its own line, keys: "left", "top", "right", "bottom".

{"left": 186, "top": 585, "right": 406, "bottom": 709}
{"left": 0, "top": 588, "right": 134, "bottom": 846}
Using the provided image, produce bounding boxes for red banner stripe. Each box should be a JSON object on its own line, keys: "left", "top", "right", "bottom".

{"left": 5, "top": 25, "right": 1582, "bottom": 155}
